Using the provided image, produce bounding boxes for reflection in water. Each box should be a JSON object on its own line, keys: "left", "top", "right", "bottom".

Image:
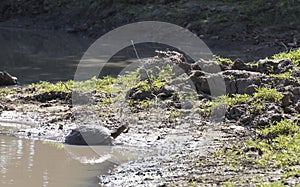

{"left": 0, "top": 136, "right": 142, "bottom": 187}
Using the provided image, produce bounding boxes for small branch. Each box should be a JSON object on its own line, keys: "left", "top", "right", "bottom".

{"left": 131, "top": 40, "right": 153, "bottom": 85}
{"left": 280, "top": 42, "right": 289, "bottom": 52}
{"left": 62, "top": 82, "right": 72, "bottom": 91}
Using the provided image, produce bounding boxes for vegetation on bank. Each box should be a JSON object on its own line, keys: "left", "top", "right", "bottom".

{"left": 28, "top": 76, "right": 116, "bottom": 93}
{"left": 272, "top": 48, "right": 300, "bottom": 64}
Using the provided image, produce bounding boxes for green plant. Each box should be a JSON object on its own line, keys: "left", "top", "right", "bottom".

{"left": 214, "top": 119, "right": 300, "bottom": 185}
{"left": 272, "top": 48, "right": 300, "bottom": 65}
{"left": 30, "top": 76, "right": 116, "bottom": 93}
{"left": 247, "top": 120, "right": 300, "bottom": 167}
{"left": 253, "top": 87, "right": 283, "bottom": 102}
{"left": 258, "top": 119, "right": 299, "bottom": 138}
{"left": 30, "top": 80, "right": 73, "bottom": 92}
{"left": 0, "top": 87, "right": 17, "bottom": 96}
{"left": 269, "top": 71, "right": 292, "bottom": 79}
{"left": 215, "top": 56, "right": 234, "bottom": 65}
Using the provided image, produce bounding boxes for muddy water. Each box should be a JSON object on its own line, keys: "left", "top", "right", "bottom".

{"left": 0, "top": 136, "right": 113, "bottom": 187}
{"left": 0, "top": 134, "right": 144, "bottom": 187}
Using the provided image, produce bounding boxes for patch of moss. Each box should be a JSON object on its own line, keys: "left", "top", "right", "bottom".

{"left": 30, "top": 80, "right": 73, "bottom": 92}
{"left": 248, "top": 120, "right": 300, "bottom": 167}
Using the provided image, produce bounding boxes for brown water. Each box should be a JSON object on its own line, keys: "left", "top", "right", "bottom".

{"left": 0, "top": 135, "right": 141, "bottom": 187}
{"left": 0, "top": 136, "right": 102, "bottom": 187}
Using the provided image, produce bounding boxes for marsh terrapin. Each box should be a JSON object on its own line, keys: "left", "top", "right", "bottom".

{"left": 65, "top": 124, "right": 128, "bottom": 145}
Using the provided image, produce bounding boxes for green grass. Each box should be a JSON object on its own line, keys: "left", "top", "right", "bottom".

{"left": 30, "top": 80, "right": 73, "bottom": 92}
{"left": 210, "top": 87, "right": 283, "bottom": 115}
{"left": 253, "top": 87, "right": 283, "bottom": 103}
{"left": 272, "top": 48, "right": 300, "bottom": 65}
{"left": 214, "top": 94, "right": 251, "bottom": 107}
{"left": 217, "top": 119, "right": 300, "bottom": 185}
{"left": 256, "top": 180, "right": 287, "bottom": 187}
{"left": 112, "top": 64, "right": 175, "bottom": 97}
{"left": 0, "top": 87, "right": 17, "bottom": 96}
{"left": 258, "top": 119, "right": 299, "bottom": 138}
{"left": 215, "top": 56, "right": 234, "bottom": 65}
{"left": 269, "top": 71, "right": 292, "bottom": 79}
{"left": 30, "top": 76, "right": 116, "bottom": 93}
{"left": 247, "top": 120, "right": 300, "bottom": 167}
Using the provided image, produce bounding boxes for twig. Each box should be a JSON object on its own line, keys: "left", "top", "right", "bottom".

{"left": 280, "top": 42, "right": 289, "bottom": 52}
{"left": 131, "top": 40, "right": 153, "bottom": 85}
{"left": 131, "top": 40, "right": 158, "bottom": 106}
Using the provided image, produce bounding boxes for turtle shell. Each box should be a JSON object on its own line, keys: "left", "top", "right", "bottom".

{"left": 65, "top": 126, "right": 113, "bottom": 145}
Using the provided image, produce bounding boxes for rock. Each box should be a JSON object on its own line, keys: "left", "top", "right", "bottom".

{"left": 295, "top": 101, "right": 300, "bottom": 112}
{"left": 227, "top": 105, "right": 245, "bottom": 121}
{"left": 222, "top": 70, "right": 261, "bottom": 94}
{"left": 126, "top": 84, "right": 176, "bottom": 101}
{"left": 290, "top": 87, "right": 300, "bottom": 103}
{"left": 159, "top": 84, "right": 176, "bottom": 98}
{"left": 219, "top": 61, "right": 232, "bottom": 71}
{"left": 232, "top": 59, "right": 256, "bottom": 71}
{"left": 58, "top": 124, "right": 63, "bottom": 130}
{"left": 257, "top": 114, "right": 284, "bottom": 127}
{"left": 126, "top": 86, "right": 153, "bottom": 100}
{"left": 244, "top": 84, "right": 258, "bottom": 95}
{"left": 194, "top": 59, "right": 221, "bottom": 73}
{"left": 257, "top": 59, "right": 294, "bottom": 74}
{"left": 0, "top": 71, "right": 18, "bottom": 86}
{"left": 25, "top": 91, "right": 71, "bottom": 103}
{"left": 291, "top": 69, "right": 300, "bottom": 77}
{"left": 281, "top": 92, "right": 293, "bottom": 108}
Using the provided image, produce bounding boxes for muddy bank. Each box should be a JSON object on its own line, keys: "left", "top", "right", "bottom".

{"left": 98, "top": 51, "right": 300, "bottom": 186}
{"left": 1, "top": 48, "right": 300, "bottom": 185}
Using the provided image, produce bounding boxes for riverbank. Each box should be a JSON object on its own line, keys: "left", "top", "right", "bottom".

{"left": 1, "top": 48, "right": 300, "bottom": 186}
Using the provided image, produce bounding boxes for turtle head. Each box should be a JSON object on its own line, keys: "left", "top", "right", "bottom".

{"left": 111, "top": 123, "right": 129, "bottom": 139}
